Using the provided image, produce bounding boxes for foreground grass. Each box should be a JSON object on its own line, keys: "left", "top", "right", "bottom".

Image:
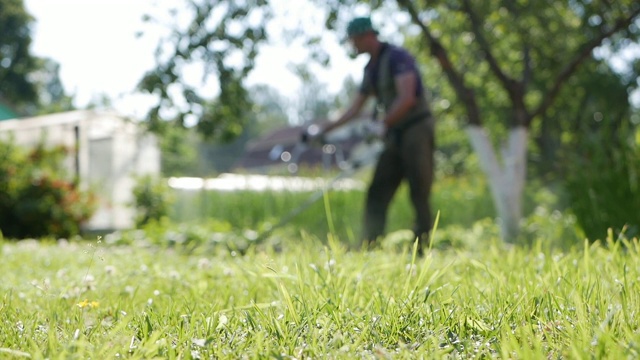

{"left": 1, "top": 235, "right": 639, "bottom": 359}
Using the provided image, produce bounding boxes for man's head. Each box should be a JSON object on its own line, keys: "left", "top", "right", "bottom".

{"left": 346, "top": 17, "right": 379, "bottom": 55}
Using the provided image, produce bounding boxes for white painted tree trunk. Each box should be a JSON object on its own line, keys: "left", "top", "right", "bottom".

{"left": 465, "top": 125, "right": 528, "bottom": 243}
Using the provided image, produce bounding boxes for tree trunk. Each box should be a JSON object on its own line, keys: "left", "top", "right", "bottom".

{"left": 466, "top": 125, "right": 528, "bottom": 243}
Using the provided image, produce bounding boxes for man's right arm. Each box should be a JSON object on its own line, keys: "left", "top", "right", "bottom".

{"left": 321, "top": 92, "right": 369, "bottom": 135}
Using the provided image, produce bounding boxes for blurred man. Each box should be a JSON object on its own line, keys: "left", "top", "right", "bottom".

{"left": 309, "top": 16, "right": 435, "bottom": 253}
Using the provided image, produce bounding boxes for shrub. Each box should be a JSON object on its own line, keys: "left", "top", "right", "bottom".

{"left": 132, "top": 174, "right": 175, "bottom": 227}
{"left": 563, "top": 128, "right": 640, "bottom": 241}
{"left": 0, "top": 139, "right": 96, "bottom": 239}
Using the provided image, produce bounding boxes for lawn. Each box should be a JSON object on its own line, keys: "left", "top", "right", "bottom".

{"left": 1, "top": 171, "right": 635, "bottom": 358}
{"left": 2, "top": 230, "right": 639, "bottom": 359}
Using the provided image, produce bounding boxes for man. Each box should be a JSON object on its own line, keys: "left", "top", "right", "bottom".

{"left": 309, "top": 16, "right": 435, "bottom": 252}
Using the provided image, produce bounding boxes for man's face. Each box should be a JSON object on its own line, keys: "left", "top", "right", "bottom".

{"left": 348, "top": 33, "right": 368, "bottom": 55}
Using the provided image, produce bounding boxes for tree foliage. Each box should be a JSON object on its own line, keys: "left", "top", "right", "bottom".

{"left": 0, "top": 0, "right": 75, "bottom": 115}
{"left": 0, "top": 0, "right": 38, "bottom": 109}
{"left": 533, "top": 59, "right": 634, "bottom": 175}
{"left": 138, "top": 0, "right": 272, "bottom": 141}
{"left": 142, "top": 0, "right": 640, "bottom": 156}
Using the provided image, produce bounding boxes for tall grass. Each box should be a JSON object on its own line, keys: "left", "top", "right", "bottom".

{"left": 170, "top": 173, "right": 498, "bottom": 245}
{"left": 169, "top": 171, "right": 582, "bottom": 248}
{"left": 1, "top": 233, "right": 639, "bottom": 358}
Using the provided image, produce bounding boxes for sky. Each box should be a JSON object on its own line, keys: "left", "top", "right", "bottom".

{"left": 23, "top": 0, "right": 369, "bottom": 120}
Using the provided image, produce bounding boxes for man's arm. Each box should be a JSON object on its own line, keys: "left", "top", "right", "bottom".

{"left": 322, "top": 92, "right": 370, "bottom": 134}
{"left": 382, "top": 72, "right": 418, "bottom": 129}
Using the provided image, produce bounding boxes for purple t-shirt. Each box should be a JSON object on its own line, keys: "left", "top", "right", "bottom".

{"left": 359, "top": 43, "right": 425, "bottom": 99}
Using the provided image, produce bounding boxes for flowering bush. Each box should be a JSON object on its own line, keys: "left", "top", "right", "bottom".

{"left": 0, "top": 139, "right": 96, "bottom": 239}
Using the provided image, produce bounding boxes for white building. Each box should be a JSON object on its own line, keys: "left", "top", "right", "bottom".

{"left": 0, "top": 110, "right": 160, "bottom": 231}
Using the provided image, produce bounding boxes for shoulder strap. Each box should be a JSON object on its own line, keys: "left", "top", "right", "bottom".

{"left": 372, "top": 43, "right": 392, "bottom": 97}
{"left": 372, "top": 44, "right": 395, "bottom": 121}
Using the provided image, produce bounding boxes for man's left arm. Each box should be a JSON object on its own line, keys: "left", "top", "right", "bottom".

{"left": 383, "top": 72, "right": 418, "bottom": 129}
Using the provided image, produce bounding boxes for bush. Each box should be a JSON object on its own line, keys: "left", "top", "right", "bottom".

{"left": 0, "top": 139, "right": 96, "bottom": 239}
{"left": 132, "top": 175, "right": 175, "bottom": 227}
{"left": 563, "top": 128, "right": 640, "bottom": 241}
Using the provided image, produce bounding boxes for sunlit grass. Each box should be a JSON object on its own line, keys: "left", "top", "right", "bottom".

{"left": 0, "top": 172, "right": 618, "bottom": 358}
{"left": 2, "top": 233, "right": 639, "bottom": 358}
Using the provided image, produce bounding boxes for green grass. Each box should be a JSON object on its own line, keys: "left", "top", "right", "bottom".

{"left": 0, "top": 172, "right": 618, "bottom": 358}
{"left": 169, "top": 174, "right": 500, "bottom": 245}
{"left": 2, "top": 233, "right": 640, "bottom": 359}
{"left": 169, "top": 172, "right": 583, "bottom": 248}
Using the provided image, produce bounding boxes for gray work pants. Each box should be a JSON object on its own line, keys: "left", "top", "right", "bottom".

{"left": 363, "top": 116, "right": 435, "bottom": 248}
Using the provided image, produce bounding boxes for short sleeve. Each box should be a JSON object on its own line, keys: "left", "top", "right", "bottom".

{"left": 389, "top": 48, "right": 417, "bottom": 77}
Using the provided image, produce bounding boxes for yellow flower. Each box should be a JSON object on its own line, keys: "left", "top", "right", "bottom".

{"left": 76, "top": 299, "right": 99, "bottom": 309}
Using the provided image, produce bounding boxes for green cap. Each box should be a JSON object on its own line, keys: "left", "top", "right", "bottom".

{"left": 346, "top": 17, "right": 378, "bottom": 38}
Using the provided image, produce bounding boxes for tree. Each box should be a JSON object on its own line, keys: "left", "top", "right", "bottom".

{"left": 0, "top": 0, "right": 39, "bottom": 110}
{"left": 0, "top": 0, "right": 75, "bottom": 116}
